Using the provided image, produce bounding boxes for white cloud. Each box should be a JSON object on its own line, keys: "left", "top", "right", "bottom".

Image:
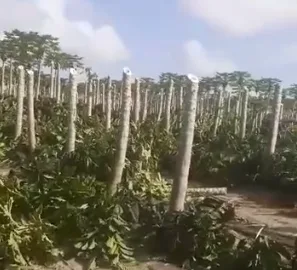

{"left": 183, "top": 40, "right": 237, "bottom": 76}
{"left": 179, "top": 0, "right": 297, "bottom": 37}
{"left": 0, "top": 0, "right": 129, "bottom": 73}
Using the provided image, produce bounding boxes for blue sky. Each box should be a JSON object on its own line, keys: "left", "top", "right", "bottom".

{"left": 1, "top": 0, "right": 297, "bottom": 85}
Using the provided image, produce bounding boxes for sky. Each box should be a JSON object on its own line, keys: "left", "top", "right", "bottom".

{"left": 1, "top": 0, "right": 297, "bottom": 85}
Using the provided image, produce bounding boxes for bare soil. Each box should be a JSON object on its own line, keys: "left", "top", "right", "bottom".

{"left": 217, "top": 187, "right": 297, "bottom": 247}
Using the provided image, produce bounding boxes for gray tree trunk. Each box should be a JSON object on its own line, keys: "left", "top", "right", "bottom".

{"left": 108, "top": 67, "right": 132, "bottom": 195}
{"left": 15, "top": 66, "right": 25, "bottom": 139}
{"left": 50, "top": 61, "right": 55, "bottom": 98}
{"left": 239, "top": 87, "right": 249, "bottom": 140}
{"left": 106, "top": 77, "right": 112, "bottom": 129}
{"left": 66, "top": 68, "right": 78, "bottom": 153}
{"left": 56, "top": 63, "right": 61, "bottom": 104}
{"left": 26, "top": 70, "right": 36, "bottom": 152}
{"left": 1, "top": 61, "right": 5, "bottom": 95}
{"left": 9, "top": 59, "right": 13, "bottom": 96}
{"left": 133, "top": 78, "right": 140, "bottom": 123}
{"left": 212, "top": 87, "right": 223, "bottom": 137}
{"left": 87, "top": 79, "right": 93, "bottom": 117}
{"left": 169, "top": 74, "right": 199, "bottom": 212}
{"left": 142, "top": 88, "right": 148, "bottom": 122}
{"left": 268, "top": 85, "right": 282, "bottom": 155}
{"left": 165, "top": 79, "right": 174, "bottom": 132}
{"left": 157, "top": 89, "right": 164, "bottom": 122}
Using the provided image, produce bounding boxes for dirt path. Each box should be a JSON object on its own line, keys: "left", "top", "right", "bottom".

{"left": 218, "top": 187, "right": 297, "bottom": 247}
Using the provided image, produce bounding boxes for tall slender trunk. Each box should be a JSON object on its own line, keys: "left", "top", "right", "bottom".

{"left": 252, "top": 111, "right": 259, "bottom": 132}
{"left": 234, "top": 97, "right": 240, "bottom": 134}
{"left": 87, "top": 79, "right": 93, "bottom": 117}
{"left": 142, "top": 88, "right": 148, "bottom": 122}
{"left": 96, "top": 78, "right": 100, "bottom": 105}
{"left": 66, "top": 68, "right": 78, "bottom": 153}
{"left": 9, "top": 59, "right": 13, "bottom": 96}
{"left": 50, "top": 61, "right": 55, "bottom": 98}
{"left": 26, "top": 70, "right": 36, "bottom": 152}
{"left": 133, "top": 78, "right": 140, "bottom": 123}
{"left": 92, "top": 80, "right": 97, "bottom": 107}
{"left": 102, "top": 83, "right": 106, "bottom": 113}
{"left": 1, "top": 61, "right": 5, "bottom": 96}
{"left": 195, "top": 92, "right": 199, "bottom": 116}
{"left": 108, "top": 67, "right": 132, "bottom": 195}
{"left": 212, "top": 87, "right": 223, "bottom": 137}
{"left": 119, "top": 83, "right": 123, "bottom": 109}
{"left": 112, "top": 85, "right": 116, "bottom": 111}
{"left": 56, "top": 64, "right": 61, "bottom": 104}
{"left": 265, "top": 89, "right": 272, "bottom": 115}
{"left": 178, "top": 86, "right": 183, "bottom": 128}
{"left": 169, "top": 74, "right": 199, "bottom": 212}
{"left": 106, "top": 77, "right": 112, "bottom": 129}
{"left": 84, "top": 81, "right": 88, "bottom": 104}
{"left": 13, "top": 78, "right": 17, "bottom": 97}
{"left": 36, "top": 59, "right": 42, "bottom": 98}
{"left": 279, "top": 103, "right": 283, "bottom": 121}
{"left": 268, "top": 85, "right": 282, "bottom": 155}
{"left": 15, "top": 66, "right": 25, "bottom": 139}
{"left": 226, "top": 92, "right": 231, "bottom": 115}
{"left": 239, "top": 87, "right": 249, "bottom": 140}
{"left": 157, "top": 89, "right": 164, "bottom": 122}
{"left": 199, "top": 97, "right": 204, "bottom": 119}
{"left": 165, "top": 79, "right": 174, "bottom": 132}
{"left": 54, "top": 69, "right": 58, "bottom": 99}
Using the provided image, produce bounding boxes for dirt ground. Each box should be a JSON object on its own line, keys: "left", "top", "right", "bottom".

{"left": 217, "top": 187, "right": 297, "bottom": 247}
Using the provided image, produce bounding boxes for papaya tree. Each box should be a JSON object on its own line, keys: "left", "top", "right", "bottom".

{"left": 169, "top": 74, "right": 199, "bottom": 212}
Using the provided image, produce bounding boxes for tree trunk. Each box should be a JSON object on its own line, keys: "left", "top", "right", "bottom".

{"left": 108, "top": 67, "right": 132, "bottom": 195}
{"left": 50, "top": 61, "right": 55, "bottom": 98}
{"left": 165, "top": 79, "right": 174, "bottom": 132}
{"left": 9, "top": 59, "right": 13, "bottom": 96}
{"left": 112, "top": 84, "right": 116, "bottom": 111}
{"left": 36, "top": 59, "right": 42, "bottom": 98}
{"left": 106, "top": 77, "right": 112, "bottom": 129}
{"left": 178, "top": 86, "right": 183, "bottom": 128}
{"left": 56, "top": 64, "right": 61, "bottom": 104}
{"left": 279, "top": 103, "right": 283, "bottom": 121}
{"left": 84, "top": 81, "right": 88, "bottom": 104}
{"left": 169, "top": 74, "right": 199, "bottom": 212}
{"left": 157, "top": 89, "right": 164, "bottom": 122}
{"left": 1, "top": 61, "right": 5, "bottom": 96}
{"left": 239, "top": 87, "right": 248, "bottom": 140}
{"left": 66, "top": 69, "right": 78, "bottom": 153}
{"left": 212, "top": 87, "right": 223, "bottom": 138}
{"left": 87, "top": 79, "right": 93, "bottom": 117}
{"left": 234, "top": 97, "right": 240, "bottom": 134}
{"left": 15, "top": 66, "right": 25, "bottom": 139}
{"left": 226, "top": 92, "right": 231, "bottom": 115}
{"left": 26, "top": 70, "right": 36, "bottom": 152}
{"left": 102, "top": 83, "right": 106, "bottom": 113}
{"left": 133, "top": 78, "right": 140, "bottom": 123}
{"left": 141, "top": 88, "right": 148, "bottom": 122}
{"left": 268, "top": 85, "right": 282, "bottom": 155}
{"left": 199, "top": 96, "right": 204, "bottom": 119}
{"left": 96, "top": 78, "right": 101, "bottom": 105}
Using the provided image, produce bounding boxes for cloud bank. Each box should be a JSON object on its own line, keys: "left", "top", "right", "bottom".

{"left": 183, "top": 40, "right": 237, "bottom": 76}
{"left": 179, "top": 0, "right": 297, "bottom": 37}
{"left": 0, "top": 0, "right": 130, "bottom": 73}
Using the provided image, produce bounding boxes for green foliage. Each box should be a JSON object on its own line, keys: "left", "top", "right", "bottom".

{"left": 0, "top": 95, "right": 296, "bottom": 270}
{"left": 0, "top": 178, "right": 59, "bottom": 267}
{"left": 146, "top": 198, "right": 293, "bottom": 270}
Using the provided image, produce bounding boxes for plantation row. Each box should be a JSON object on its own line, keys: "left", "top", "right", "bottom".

{"left": 0, "top": 29, "right": 297, "bottom": 269}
